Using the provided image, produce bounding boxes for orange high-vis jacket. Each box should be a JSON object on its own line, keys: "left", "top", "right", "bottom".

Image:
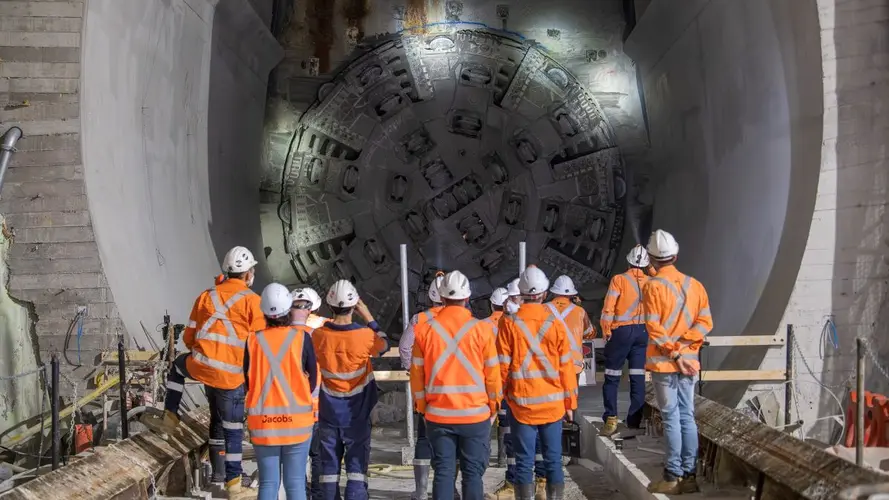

{"left": 312, "top": 324, "right": 387, "bottom": 399}
{"left": 410, "top": 306, "right": 502, "bottom": 425}
{"left": 184, "top": 278, "right": 264, "bottom": 389}
{"left": 643, "top": 265, "right": 713, "bottom": 373}
{"left": 497, "top": 303, "right": 578, "bottom": 425}
{"left": 545, "top": 297, "right": 594, "bottom": 374}
{"left": 306, "top": 314, "right": 330, "bottom": 329}
{"left": 245, "top": 326, "right": 315, "bottom": 446}
{"left": 600, "top": 268, "right": 650, "bottom": 336}
{"left": 484, "top": 310, "right": 504, "bottom": 337}
{"left": 417, "top": 306, "right": 444, "bottom": 325}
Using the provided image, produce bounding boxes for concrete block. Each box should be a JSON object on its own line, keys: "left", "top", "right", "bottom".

{"left": 7, "top": 77, "right": 79, "bottom": 94}
{"left": 0, "top": 102, "right": 80, "bottom": 122}
{"left": 9, "top": 271, "right": 106, "bottom": 291}
{"left": 2, "top": 119, "right": 79, "bottom": 136}
{"left": 5, "top": 164, "right": 83, "bottom": 183}
{"left": 38, "top": 332, "right": 116, "bottom": 353}
{"left": 0, "top": 193, "right": 88, "bottom": 213}
{"left": 13, "top": 225, "right": 96, "bottom": 244}
{"left": 11, "top": 286, "right": 111, "bottom": 305}
{"left": 0, "top": 46, "right": 80, "bottom": 63}
{"left": 0, "top": 62, "right": 80, "bottom": 79}
{"left": 8, "top": 255, "right": 103, "bottom": 275}
{"left": 5, "top": 209, "right": 91, "bottom": 228}
{"left": 8, "top": 148, "right": 80, "bottom": 167}
{"left": 0, "top": 32, "right": 81, "bottom": 48}
{"left": 0, "top": 2, "right": 84, "bottom": 18}
{"left": 5, "top": 132, "right": 78, "bottom": 152}
{"left": 1, "top": 179, "right": 84, "bottom": 199}
{"left": 0, "top": 17, "right": 83, "bottom": 33}
{"left": 8, "top": 241, "right": 99, "bottom": 260}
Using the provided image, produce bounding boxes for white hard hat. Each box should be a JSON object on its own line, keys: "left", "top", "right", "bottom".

{"left": 327, "top": 280, "right": 359, "bottom": 308}
{"left": 549, "top": 275, "right": 577, "bottom": 296}
{"left": 490, "top": 287, "right": 509, "bottom": 306}
{"left": 438, "top": 270, "right": 471, "bottom": 300}
{"left": 519, "top": 265, "right": 549, "bottom": 295}
{"left": 260, "top": 283, "right": 292, "bottom": 318}
{"left": 222, "top": 246, "right": 258, "bottom": 273}
{"left": 291, "top": 287, "right": 322, "bottom": 311}
{"left": 627, "top": 245, "right": 650, "bottom": 268}
{"left": 428, "top": 274, "right": 445, "bottom": 303}
{"left": 507, "top": 279, "right": 521, "bottom": 297}
{"left": 647, "top": 229, "right": 679, "bottom": 260}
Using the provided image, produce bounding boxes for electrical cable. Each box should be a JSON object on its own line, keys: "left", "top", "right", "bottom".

{"left": 62, "top": 309, "right": 86, "bottom": 366}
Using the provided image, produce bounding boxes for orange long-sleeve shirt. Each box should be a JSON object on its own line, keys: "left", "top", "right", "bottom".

{"left": 600, "top": 267, "right": 650, "bottom": 336}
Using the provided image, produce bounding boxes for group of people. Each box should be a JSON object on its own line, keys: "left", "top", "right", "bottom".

{"left": 138, "top": 227, "right": 711, "bottom": 500}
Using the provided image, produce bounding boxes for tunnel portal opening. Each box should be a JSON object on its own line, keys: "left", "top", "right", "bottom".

{"left": 279, "top": 28, "right": 628, "bottom": 333}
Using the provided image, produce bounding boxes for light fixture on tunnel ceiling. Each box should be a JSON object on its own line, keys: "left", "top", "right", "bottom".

{"left": 279, "top": 27, "right": 628, "bottom": 332}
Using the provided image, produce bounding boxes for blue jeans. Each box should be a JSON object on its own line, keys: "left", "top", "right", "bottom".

{"left": 427, "top": 420, "right": 491, "bottom": 500}
{"left": 651, "top": 372, "right": 698, "bottom": 479}
{"left": 255, "top": 439, "right": 312, "bottom": 500}
{"left": 602, "top": 324, "right": 648, "bottom": 427}
{"left": 499, "top": 405, "right": 544, "bottom": 484}
{"left": 511, "top": 416, "right": 563, "bottom": 486}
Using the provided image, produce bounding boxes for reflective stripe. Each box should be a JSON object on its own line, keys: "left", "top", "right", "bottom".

{"left": 502, "top": 427, "right": 511, "bottom": 433}
{"left": 413, "top": 459, "right": 431, "bottom": 465}
{"left": 166, "top": 381, "right": 184, "bottom": 392}
{"left": 507, "top": 458, "right": 516, "bottom": 465}
{"left": 426, "top": 405, "right": 489, "bottom": 417}
{"left": 628, "top": 369, "right": 646, "bottom": 375}
{"left": 485, "top": 356, "right": 499, "bottom": 367}
{"left": 510, "top": 316, "right": 558, "bottom": 380}
{"left": 195, "top": 289, "right": 250, "bottom": 348}
{"left": 499, "top": 355, "right": 511, "bottom": 364}
{"left": 347, "top": 473, "right": 367, "bottom": 483}
{"left": 174, "top": 364, "right": 185, "bottom": 377}
{"left": 698, "top": 307, "right": 711, "bottom": 317}
{"left": 222, "top": 420, "right": 243, "bottom": 430}
{"left": 208, "top": 438, "right": 225, "bottom": 446}
{"left": 498, "top": 409, "right": 507, "bottom": 416}
{"left": 691, "top": 323, "right": 710, "bottom": 336}
{"left": 509, "top": 391, "right": 567, "bottom": 405}
{"left": 484, "top": 317, "right": 499, "bottom": 337}
{"left": 413, "top": 357, "right": 425, "bottom": 366}
{"left": 422, "top": 310, "right": 434, "bottom": 322}
{"left": 192, "top": 351, "right": 242, "bottom": 374}
{"left": 649, "top": 276, "right": 694, "bottom": 331}
{"left": 606, "top": 289, "right": 619, "bottom": 298}
{"left": 425, "top": 319, "right": 485, "bottom": 394}
{"left": 249, "top": 329, "right": 313, "bottom": 416}
{"left": 612, "top": 272, "right": 645, "bottom": 323}
{"left": 321, "top": 366, "right": 366, "bottom": 380}
{"left": 545, "top": 303, "right": 581, "bottom": 362}
{"left": 414, "top": 391, "right": 426, "bottom": 399}
{"left": 604, "top": 369, "right": 622, "bottom": 377}
{"left": 251, "top": 426, "right": 313, "bottom": 438}
{"left": 600, "top": 313, "right": 614, "bottom": 321}
{"left": 319, "top": 475, "right": 339, "bottom": 483}
{"left": 560, "top": 353, "right": 572, "bottom": 363}
{"left": 646, "top": 314, "right": 660, "bottom": 322}
{"left": 187, "top": 320, "right": 197, "bottom": 329}
{"left": 226, "top": 453, "right": 243, "bottom": 462}
{"left": 488, "top": 391, "right": 500, "bottom": 399}
{"left": 428, "top": 385, "right": 482, "bottom": 394}
{"left": 322, "top": 372, "right": 375, "bottom": 398}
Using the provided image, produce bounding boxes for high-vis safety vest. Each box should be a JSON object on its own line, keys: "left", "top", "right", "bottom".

{"left": 545, "top": 298, "right": 594, "bottom": 374}
{"left": 484, "top": 310, "right": 504, "bottom": 337}
{"left": 410, "top": 306, "right": 502, "bottom": 425}
{"left": 643, "top": 265, "right": 713, "bottom": 373}
{"left": 417, "top": 306, "right": 444, "bottom": 325}
{"left": 184, "top": 278, "right": 264, "bottom": 389}
{"left": 497, "top": 303, "right": 578, "bottom": 425}
{"left": 245, "top": 326, "right": 315, "bottom": 446}
{"left": 600, "top": 268, "right": 649, "bottom": 336}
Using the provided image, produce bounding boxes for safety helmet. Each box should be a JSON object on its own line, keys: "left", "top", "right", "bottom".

{"left": 549, "top": 275, "right": 577, "bottom": 296}
{"left": 490, "top": 287, "right": 509, "bottom": 306}
{"left": 647, "top": 229, "right": 679, "bottom": 260}
{"left": 519, "top": 265, "right": 549, "bottom": 295}
{"left": 507, "top": 279, "right": 521, "bottom": 297}
{"left": 222, "top": 246, "right": 258, "bottom": 273}
{"left": 626, "top": 245, "right": 650, "bottom": 268}
{"left": 260, "top": 283, "right": 292, "bottom": 318}
{"left": 428, "top": 273, "right": 445, "bottom": 303}
{"left": 438, "top": 270, "right": 471, "bottom": 300}
{"left": 291, "top": 287, "right": 322, "bottom": 311}
{"left": 326, "top": 280, "right": 359, "bottom": 308}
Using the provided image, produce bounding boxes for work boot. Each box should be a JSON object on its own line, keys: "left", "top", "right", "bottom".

{"left": 485, "top": 482, "right": 514, "bottom": 500}
{"left": 226, "top": 478, "right": 256, "bottom": 500}
{"left": 515, "top": 483, "right": 535, "bottom": 500}
{"left": 544, "top": 482, "right": 564, "bottom": 500}
{"left": 411, "top": 465, "right": 429, "bottom": 500}
{"left": 497, "top": 427, "right": 507, "bottom": 467}
{"left": 647, "top": 472, "right": 681, "bottom": 495}
{"left": 600, "top": 416, "right": 619, "bottom": 437}
{"left": 534, "top": 478, "right": 546, "bottom": 500}
{"left": 140, "top": 410, "right": 180, "bottom": 438}
{"left": 680, "top": 473, "right": 700, "bottom": 493}
{"left": 210, "top": 447, "right": 225, "bottom": 483}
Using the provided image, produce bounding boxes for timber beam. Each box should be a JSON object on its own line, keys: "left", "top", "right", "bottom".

{"left": 0, "top": 407, "right": 210, "bottom": 500}
{"left": 645, "top": 387, "right": 886, "bottom": 499}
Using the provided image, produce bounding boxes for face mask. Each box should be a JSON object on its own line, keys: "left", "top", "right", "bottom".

{"left": 506, "top": 301, "right": 520, "bottom": 315}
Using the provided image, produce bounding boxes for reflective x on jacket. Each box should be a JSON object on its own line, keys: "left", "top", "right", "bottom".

{"left": 600, "top": 267, "right": 650, "bottom": 336}
{"left": 546, "top": 297, "right": 594, "bottom": 374}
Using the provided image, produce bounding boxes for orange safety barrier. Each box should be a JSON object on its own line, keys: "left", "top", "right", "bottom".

{"left": 74, "top": 424, "right": 93, "bottom": 454}
{"left": 843, "top": 391, "right": 889, "bottom": 448}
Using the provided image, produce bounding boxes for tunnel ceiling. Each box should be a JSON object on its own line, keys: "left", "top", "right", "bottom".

{"left": 279, "top": 27, "right": 627, "bottom": 329}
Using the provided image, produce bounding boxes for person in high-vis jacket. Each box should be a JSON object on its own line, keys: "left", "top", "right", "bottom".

{"left": 313, "top": 280, "right": 388, "bottom": 500}
{"left": 246, "top": 283, "right": 317, "bottom": 500}
{"left": 643, "top": 230, "right": 712, "bottom": 495}
{"left": 399, "top": 273, "right": 445, "bottom": 500}
{"left": 290, "top": 287, "right": 328, "bottom": 500}
{"left": 142, "top": 246, "right": 264, "bottom": 500}
{"left": 546, "top": 275, "right": 595, "bottom": 376}
{"left": 599, "top": 245, "right": 653, "bottom": 437}
{"left": 497, "top": 266, "right": 578, "bottom": 500}
{"left": 410, "top": 271, "right": 502, "bottom": 500}
{"left": 485, "top": 288, "right": 509, "bottom": 468}
{"left": 504, "top": 278, "right": 522, "bottom": 315}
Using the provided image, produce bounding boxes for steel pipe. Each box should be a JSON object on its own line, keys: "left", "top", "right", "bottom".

{"left": 50, "top": 354, "right": 60, "bottom": 470}
{"left": 856, "top": 337, "right": 865, "bottom": 467}
{"left": 399, "top": 244, "right": 414, "bottom": 449}
{"left": 518, "top": 241, "right": 526, "bottom": 274}
{"left": 118, "top": 339, "right": 129, "bottom": 439}
{"left": 0, "top": 127, "right": 23, "bottom": 192}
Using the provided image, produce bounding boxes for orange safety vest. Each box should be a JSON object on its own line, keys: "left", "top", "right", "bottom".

{"left": 183, "top": 279, "right": 264, "bottom": 389}
{"left": 643, "top": 265, "right": 713, "bottom": 373}
{"left": 600, "top": 268, "right": 649, "bottom": 337}
{"left": 545, "top": 298, "right": 594, "bottom": 374}
{"left": 496, "top": 303, "right": 578, "bottom": 425}
{"left": 416, "top": 306, "right": 444, "bottom": 325}
{"left": 410, "top": 306, "right": 502, "bottom": 424}
{"left": 484, "top": 310, "right": 503, "bottom": 337}
{"left": 312, "top": 325, "right": 387, "bottom": 399}
{"left": 245, "top": 326, "right": 315, "bottom": 446}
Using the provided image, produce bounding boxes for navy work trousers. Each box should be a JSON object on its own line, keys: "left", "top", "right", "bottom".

{"left": 602, "top": 324, "right": 648, "bottom": 427}
{"left": 317, "top": 423, "right": 371, "bottom": 500}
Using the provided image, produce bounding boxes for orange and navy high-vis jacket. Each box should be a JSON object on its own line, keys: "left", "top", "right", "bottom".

{"left": 410, "top": 306, "right": 502, "bottom": 424}
{"left": 184, "top": 278, "right": 264, "bottom": 389}
{"left": 312, "top": 320, "right": 388, "bottom": 427}
{"left": 643, "top": 264, "right": 713, "bottom": 373}
{"left": 497, "top": 303, "right": 578, "bottom": 425}
{"left": 545, "top": 297, "right": 594, "bottom": 374}
{"left": 244, "top": 325, "right": 316, "bottom": 446}
{"left": 484, "top": 310, "right": 504, "bottom": 337}
{"left": 600, "top": 267, "right": 650, "bottom": 337}
{"left": 291, "top": 316, "right": 322, "bottom": 422}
